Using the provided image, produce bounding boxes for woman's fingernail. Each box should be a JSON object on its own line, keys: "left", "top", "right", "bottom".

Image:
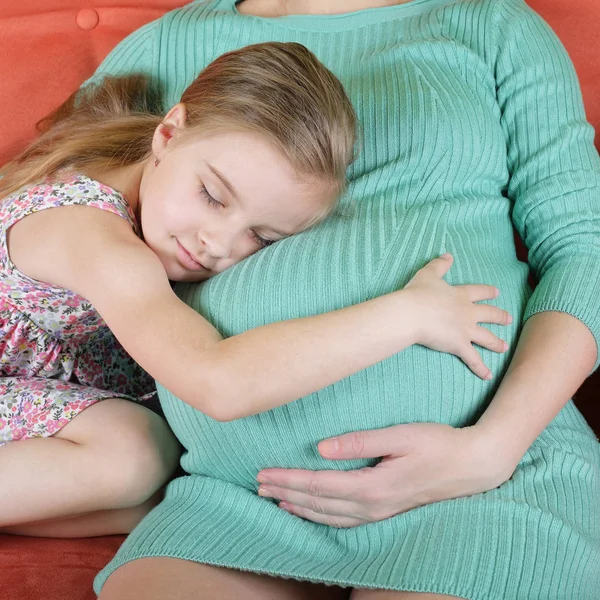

{"left": 258, "top": 486, "right": 272, "bottom": 497}
{"left": 279, "top": 502, "right": 291, "bottom": 511}
{"left": 257, "top": 473, "right": 271, "bottom": 484}
{"left": 320, "top": 438, "right": 340, "bottom": 455}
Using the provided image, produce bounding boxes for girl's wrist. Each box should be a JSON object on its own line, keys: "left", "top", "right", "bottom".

{"left": 390, "top": 288, "right": 424, "bottom": 347}
{"left": 396, "top": 288, "right": 424, "bottom": 348}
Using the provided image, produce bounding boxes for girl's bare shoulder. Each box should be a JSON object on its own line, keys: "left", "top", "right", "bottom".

{"left": 7, "top": 203, "right": 149, "bottom": 296}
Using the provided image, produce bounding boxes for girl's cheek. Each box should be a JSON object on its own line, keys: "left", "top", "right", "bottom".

{"left": 240, "top": 243, "right": 261, "bottom": 261}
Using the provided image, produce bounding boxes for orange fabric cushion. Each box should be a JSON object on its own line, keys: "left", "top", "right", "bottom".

{"left": 0, "top": 0, "right": 188, "bottom": 165}
{"left": 0, "top": 534, "right": 125, "bottom": 600}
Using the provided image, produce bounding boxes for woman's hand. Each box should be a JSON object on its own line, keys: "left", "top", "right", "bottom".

{"left": 257, "top": 422, "right": 519, "bottom": 527}
{"left": 403, "top": 254, "right": 512, "bottom": 380}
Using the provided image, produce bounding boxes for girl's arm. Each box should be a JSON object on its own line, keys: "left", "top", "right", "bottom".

{"left": 10, "top": 205, "right": 510, "bottom": 422}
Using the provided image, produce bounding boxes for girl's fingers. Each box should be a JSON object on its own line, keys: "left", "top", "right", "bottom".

{"left": 475, "top": 304, "right": 512, "bottom": 326}
{"left": 459, "top": 345, "right": 492, "bottom": 380}
{"left": 422, "top": 253, "right": 454, "bottom": 278}
{"left": 461, "top": 284, "right": 499, "bottom": 303}
{"left": 471, "top": 326, "right": 509, "bottom": 354}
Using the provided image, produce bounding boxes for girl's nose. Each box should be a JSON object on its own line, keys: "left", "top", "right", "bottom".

{"left": 201, "top": 231, "right": 234, "bottom": 259}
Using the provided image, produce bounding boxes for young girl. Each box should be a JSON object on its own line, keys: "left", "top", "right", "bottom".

{"left": 0, "top": 42, "right": 510, "bottom": 538}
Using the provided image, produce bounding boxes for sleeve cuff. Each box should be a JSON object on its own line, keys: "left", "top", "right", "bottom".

{"left": 524, "top": 255, "right": 600, "bottom": 372}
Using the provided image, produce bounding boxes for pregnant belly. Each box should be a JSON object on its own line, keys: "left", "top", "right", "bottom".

{"left": 164, "top": 199, "right": 531, "bottom": 487}
{"left": 159, "top": 298, "right": 525, "bottom": 489}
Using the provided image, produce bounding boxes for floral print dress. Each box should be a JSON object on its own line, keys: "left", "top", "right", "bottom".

{"left": 0, "top": 174, "right": 156, "bottom": 445}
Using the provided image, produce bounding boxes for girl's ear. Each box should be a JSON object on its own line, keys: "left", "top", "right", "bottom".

{"left": 151, "top": 103, "right": 188, "bottom": 157}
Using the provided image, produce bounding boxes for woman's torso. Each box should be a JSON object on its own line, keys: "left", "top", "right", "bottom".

{"left": 127, "top": 0, "right": 598, "bottom": 482}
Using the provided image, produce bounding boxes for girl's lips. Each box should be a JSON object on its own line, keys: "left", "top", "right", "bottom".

{"left": 176, "top": 239, "right": 207, "bottom": 271}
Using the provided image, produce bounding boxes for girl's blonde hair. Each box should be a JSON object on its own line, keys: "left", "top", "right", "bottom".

{"left": 0, "top": 42, "right": 357, "bottom": 217}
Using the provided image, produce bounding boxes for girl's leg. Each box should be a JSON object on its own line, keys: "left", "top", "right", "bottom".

{"left": 0, "top": 398, "right": 181, "bottom": 534}
{"left": 0, "top": 488, "right": 164, "bottom": 538}
{"left": 99, "top": 557, "right": 351, "bottom": 600}
{"left": 351, "top": 591, "right": 464, "bottom": 599}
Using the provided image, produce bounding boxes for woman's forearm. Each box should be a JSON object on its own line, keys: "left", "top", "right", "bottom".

{"left": 475, "top": 311, "right": 597, "bottom": 464}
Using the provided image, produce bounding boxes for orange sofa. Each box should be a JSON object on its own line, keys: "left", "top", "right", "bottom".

{"left": 1, "top": 1, "right": 598, "bottom": 598}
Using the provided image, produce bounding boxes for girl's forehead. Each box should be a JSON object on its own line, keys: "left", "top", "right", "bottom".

{"left": 179, "top": 133, "right": 310, "bottom": 194}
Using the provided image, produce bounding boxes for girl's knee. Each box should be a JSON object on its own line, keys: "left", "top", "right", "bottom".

{"left": 107, "top": 407, "right": 181, "bottom": 506}
{"left": 60, "top": 399, "right": 181, "bottom": 506}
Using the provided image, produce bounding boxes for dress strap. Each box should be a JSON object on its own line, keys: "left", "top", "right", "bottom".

{"left": 0, "top": 173, "right": 140, "bottom": 236}
{"left": 0, "top": 173, "right": 141, "bottom": 277}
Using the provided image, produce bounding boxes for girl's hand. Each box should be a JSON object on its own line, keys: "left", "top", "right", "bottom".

{"left": 403, "top": 253, "right": 512, "bottom": 379}
{"left": 257, "top": 422, "right": 519, "bottom": 528}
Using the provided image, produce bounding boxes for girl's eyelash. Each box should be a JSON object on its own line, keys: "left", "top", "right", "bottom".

{"left": 199, "top": 184, "right": 274, "bottom": 248}
{"left": 199, "top": 185, "right": 222, "bottom": 208}
{"left": 251, "top": 230, "right": 275, "bottom": 249}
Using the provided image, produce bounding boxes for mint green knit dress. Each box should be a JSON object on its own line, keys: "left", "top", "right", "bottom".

{"left": 93, "top": 1, "right": 600, "bottom": 598}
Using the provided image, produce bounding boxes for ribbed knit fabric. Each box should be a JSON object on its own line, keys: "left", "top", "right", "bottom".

{"left": 93, "top": 1, "right": 600, "bottom": 598}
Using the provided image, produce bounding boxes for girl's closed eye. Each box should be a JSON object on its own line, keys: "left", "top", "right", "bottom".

{"left": 199, "top": 183, "right": 274, "bottom": 248}
{"left": 250, "top": 230, "right": 275, "bottom": 249}
{"left": 199, "top": 184, "right": 223, "bottom": 208}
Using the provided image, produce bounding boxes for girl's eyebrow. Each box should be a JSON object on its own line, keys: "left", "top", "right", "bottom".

{"left": 207, "top": 163, "right": 238, "bottom": 200}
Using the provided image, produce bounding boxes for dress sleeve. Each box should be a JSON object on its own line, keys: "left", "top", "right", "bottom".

{"left": 493, "top": 0, "right": 600, "bottom": 370}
